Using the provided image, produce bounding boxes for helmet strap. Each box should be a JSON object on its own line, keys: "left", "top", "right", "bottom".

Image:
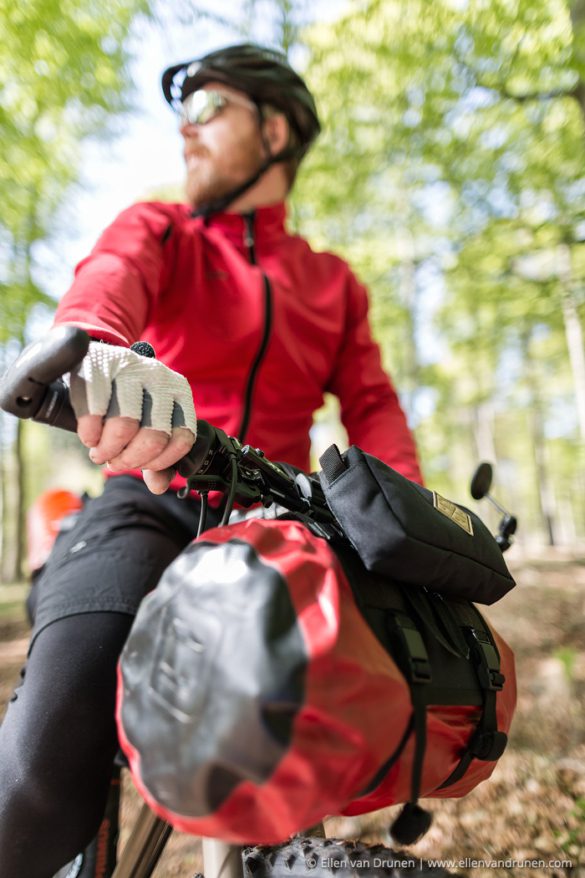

{"left": 190, "top": 156, "right": 273, "bottom": 219}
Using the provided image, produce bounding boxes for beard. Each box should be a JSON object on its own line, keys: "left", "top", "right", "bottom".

{"left": 185, "top": 139, "right": 264, "bottom": 210}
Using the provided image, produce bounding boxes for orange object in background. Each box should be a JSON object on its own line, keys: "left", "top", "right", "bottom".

{"left": 27, "top": 489, "right": 83, "bottom": 574}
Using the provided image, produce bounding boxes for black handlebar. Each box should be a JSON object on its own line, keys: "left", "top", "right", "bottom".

{"left": 0, "top": 326, "right": 89, "bottom": 432}
{"left": 0, "top": 327, "right": 335, "bottom": 526}
{"left": 0, "top": 326, "right": 514, "bottom": 550}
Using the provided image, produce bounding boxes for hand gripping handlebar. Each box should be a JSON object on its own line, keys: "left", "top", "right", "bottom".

{"left": 0, "top": 327, "right": 337, "bottom": 529}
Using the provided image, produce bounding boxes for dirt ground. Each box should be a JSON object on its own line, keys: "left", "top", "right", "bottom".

{"left": 1, "top": 551, "right": 584, "bottom": 877}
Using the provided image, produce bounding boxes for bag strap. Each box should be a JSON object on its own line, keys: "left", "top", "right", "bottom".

{"left": 358, "top": 712, "right": 415, "bottom": 796}
{"left": 426, "top": 592, "right": 471, "bottom": 658}
{"left": 385, "top": 612, "right": 433, "bottom": 844}
{"left": 437, "top": 609, "right": 508, "bottom": 790}
{"left": 276, "top": 510, "right": 340, "bottom": 543}
{"left": 401, "top": 588, "right": 468, "bottom": 658}
{"left": 390, "top": 605, "right": 507, "bottom": 838}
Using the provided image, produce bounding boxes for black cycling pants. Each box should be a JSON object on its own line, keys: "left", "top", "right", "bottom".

{"left": 0, "top": 477, "right": 215, "bottom": 878}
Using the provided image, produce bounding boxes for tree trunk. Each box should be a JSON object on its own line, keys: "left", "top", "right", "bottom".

{"left": 448, "top": 404, "right": 477, "bottom": 500}
{"left": 472, "top": 400, "right": 497, "bottom": 463}
{"left": 396, "top": 237, "right": 420, "bottom": 423}
{"left": 570, "top": 0, "right": 585, "bottom": 124}
{"left": 3, "top": 419, "right": 26, "bottom": 583}
{"left": 557, "top": 244, "right": 585, "bottom": 440}
{"left": 1, "top": 423, "right": 16, "bottom": 582}
{"left": 277, "top": 0, "right": 297, "bottom": 54}
{"left": 0, "top": 420, "right": 6, "bottom": 584}
{"left": 530, "top": 406, "right": 556, "bottom": 546}
{"left": 521, "top": 328, "right": 556, "bottom": 545}
{"left": 13, "top": 417, "right": 25, "bottom": 581}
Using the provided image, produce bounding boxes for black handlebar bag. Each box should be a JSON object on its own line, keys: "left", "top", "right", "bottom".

{"left": 318, "top": 445, "right": 515, "bottom": 605}
{"left": 117, "top": 518, "right": 516, "bottom": 845}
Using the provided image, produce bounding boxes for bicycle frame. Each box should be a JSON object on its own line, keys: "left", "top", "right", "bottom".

{"left": 110, "top": 806, "right": 246, "bottom": 878}
{"left": 111, "top": 802, "right": 324, "bottom": 877}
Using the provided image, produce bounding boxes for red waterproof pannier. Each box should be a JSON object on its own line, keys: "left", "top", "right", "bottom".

{"left": 117, "top": 518, "right": 515, "bottom": 844}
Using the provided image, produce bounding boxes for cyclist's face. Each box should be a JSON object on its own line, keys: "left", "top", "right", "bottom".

{"left": 180, "top": 82, "right": 264, "bottom": 208}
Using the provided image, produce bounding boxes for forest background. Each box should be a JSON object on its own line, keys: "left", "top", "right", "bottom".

{"left": 0, "top": 0, "right": 584, "bottom": 580}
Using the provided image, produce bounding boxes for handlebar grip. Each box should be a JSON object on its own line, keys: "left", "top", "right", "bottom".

{"left": 0, "top": 326, "right": 90, "bottom": 431}
{"left": 176, "top": 421, "right": 221, "bottom": 479}
{"left": 31, "top": 379, "right": 79, "bottom": 432}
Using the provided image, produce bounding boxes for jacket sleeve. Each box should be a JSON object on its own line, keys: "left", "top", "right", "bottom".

{"left": 326, "top": 271, "right": 424, "bottom": 484}
{"left": 53, "top": 202, "right": 177, "bottom": 346}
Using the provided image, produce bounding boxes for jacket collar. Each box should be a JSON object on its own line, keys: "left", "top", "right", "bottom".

{"left": 200, "top": 202, "right": 287, "bottom": 248}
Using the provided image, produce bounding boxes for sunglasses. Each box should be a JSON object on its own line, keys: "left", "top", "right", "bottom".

{"left": 179, "top": 89, "right": 257, "bottom": 127}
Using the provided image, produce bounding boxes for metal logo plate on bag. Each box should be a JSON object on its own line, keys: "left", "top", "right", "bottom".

{"left": 433, "top": 492, "right": 474, "bottom": 535}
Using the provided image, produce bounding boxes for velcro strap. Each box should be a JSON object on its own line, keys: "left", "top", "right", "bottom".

{"left": 319, "top": 444, "right": 347, "bottom": 484}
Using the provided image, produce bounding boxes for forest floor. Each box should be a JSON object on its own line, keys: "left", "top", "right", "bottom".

{"left": 1, "top": 549, "right": 584, "bottom": 877}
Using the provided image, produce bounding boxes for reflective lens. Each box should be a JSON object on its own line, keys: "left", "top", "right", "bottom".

{"left": 179, "top": 89, "right": 258, "bottom": 128}
{"left": 180, "top": 90, "right": 228, "bottom": 127}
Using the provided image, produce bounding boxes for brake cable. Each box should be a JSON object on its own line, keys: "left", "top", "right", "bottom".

{"left": 219, "top": 456, "right": 240, "bottom": 527}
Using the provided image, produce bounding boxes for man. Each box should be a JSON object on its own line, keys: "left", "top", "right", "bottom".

{"left": 0, "top": 44, "right": 422, "bottom": 877}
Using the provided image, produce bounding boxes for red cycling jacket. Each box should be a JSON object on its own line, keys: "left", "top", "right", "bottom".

{"left": 54, "top": 201, "right": 423, "bottom": 486}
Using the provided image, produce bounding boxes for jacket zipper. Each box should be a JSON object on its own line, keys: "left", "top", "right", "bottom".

{"left": 237, "top": 211, "right": 273, "bottom": 443}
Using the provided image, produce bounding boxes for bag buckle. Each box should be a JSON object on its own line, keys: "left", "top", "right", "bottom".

{"left": 465, "top": 628, "right": 505, "bottom": 691}
{"left": 394, "top": 615, "right": 432, "bottom": 684}
{"left": 411, "top": 657, "right": 432, "bottom": 683}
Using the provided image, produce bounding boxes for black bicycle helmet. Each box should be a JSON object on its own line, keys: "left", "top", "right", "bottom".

{"left": 162, "top": 43, "right": 320, "bottom": 161}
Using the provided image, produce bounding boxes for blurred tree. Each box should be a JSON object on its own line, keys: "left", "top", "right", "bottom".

{"left": 294, "top": 0, "right": 585, "bottom": 542}
{"left": 0, "top": 0, "right": 154, "bottom": 342}
{"left": 2, "top": 0, "right": 584, "bottom": 569}
{"left": 0, "top": 0, "right": 324, "bottom": 582}
{"left": 0, "top": 0, "right": 152, "bottom": 580}
{"left": 240, "top": 0, "right": 311, "bottom": 52}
